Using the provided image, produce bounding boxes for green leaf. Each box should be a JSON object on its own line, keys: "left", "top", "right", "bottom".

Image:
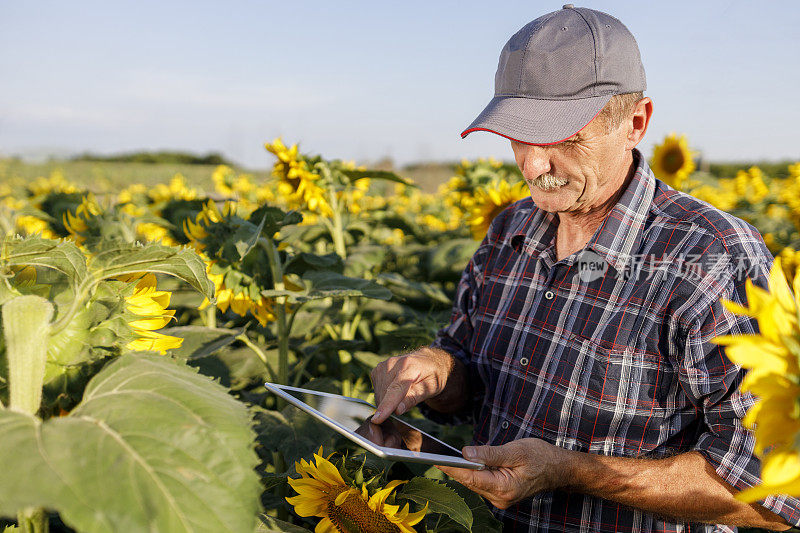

{"left": 377, "top": 272, "right": 452, "bottom": 306}
{"left": 302, "top": 271, "right": 392, "bottom": 301}
{"left": 256, "top": 514, "right": 312, "bottom": 533}
{"left": 351, "top": 351, "right": 389, "bottom": 369}
{"left": 397, "top": 477, "right": 472, "bottom": 532}
{"left": 253, "top": 407, "right": 335, "bottom": 466}
{"left": 427, "top": 239, "right": 480, "bottom": 281}
{"left": 343, "top": 245, "right": 387, "bottom": 278}
{"left": 161, "top": 326, "right": 241, "bottom": 359}
{"left": 0, "top": 236, "right": 88, "bottom": 287}
{"left": 189, "top": 346, "right": 273, "bottom": 391}
{"left": 233, "top": 213, "right": 268, "bottom": 260}
{"left": 0, "top": 353, "right": 262, "bottom": 533}
{"left": 262, "top": 271, "right": 392, "bottom": 302}
{"left": 444, "top": 480, "right": 502, "bottom": 533}
{"left": 90, "top": 242, "right": 214, "bottom": 300}
{"left": 248, "top": 205, "right": 303, "bottom": 237}
{"left": 284, "top": 252, "right": 344, "bottom": 276}
{"left": 340, "top": 169, "right": 416, "bottom": 187}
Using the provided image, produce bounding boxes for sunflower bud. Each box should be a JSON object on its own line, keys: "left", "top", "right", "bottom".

{"left": 2, "top": 295, "right": 54, "bottom": 415}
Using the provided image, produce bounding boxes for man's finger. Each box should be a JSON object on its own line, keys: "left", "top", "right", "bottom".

{"left": 463, "top": 444, "right": 508, "bottom": 467}
{"left": 373, "top": 379, "right": 412, "bottom": 424}
{"left": 436, "top": 465, "right": 497, "bottom": 494}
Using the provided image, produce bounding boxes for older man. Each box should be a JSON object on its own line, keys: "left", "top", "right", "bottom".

{"left": 370, "top": 5, "right": 800, "bottom": 533}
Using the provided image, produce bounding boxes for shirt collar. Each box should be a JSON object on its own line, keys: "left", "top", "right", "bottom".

{"left": 508, "top": 148, "right": 655, "bottom": 273}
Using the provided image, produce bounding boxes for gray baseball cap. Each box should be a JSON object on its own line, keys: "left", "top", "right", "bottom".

{"left": 461, "top": 5, "right": 646, "bottom": 145}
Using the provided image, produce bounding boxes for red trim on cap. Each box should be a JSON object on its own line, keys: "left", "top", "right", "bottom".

{"left": 460, "top": 105, "right": 605, "bottom": 145}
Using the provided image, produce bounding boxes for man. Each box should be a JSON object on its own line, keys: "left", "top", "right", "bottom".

{"left": 370, "top": 5, "right": 800, "bottom": 532}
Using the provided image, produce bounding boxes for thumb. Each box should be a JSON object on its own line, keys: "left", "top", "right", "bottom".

{"left": 462, "top": 445, "right": 505, "bottom": 466}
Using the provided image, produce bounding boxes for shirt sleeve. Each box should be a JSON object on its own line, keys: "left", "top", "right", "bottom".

{"left": 419, "top": 239, "right": 489, "bottom": 426}
{"left": 681, "top": 261, "right": 800, "bottom": 527}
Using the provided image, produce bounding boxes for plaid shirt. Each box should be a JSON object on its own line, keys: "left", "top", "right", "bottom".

{"left": 428, "top": 149, "right": 800, "bottom": 532}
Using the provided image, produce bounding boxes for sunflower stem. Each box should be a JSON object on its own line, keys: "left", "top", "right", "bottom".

{"left": 325, "top": 177, "right": 347, "bottom": 260}
{"left": 237, "top": 334, "right": 276, "bottom": 382}
{"left": 273, "top": 451, "right": 289, "bottom": 522}
{"left": 204, "top": 305, "right": 217, "bottom": 329}
{"left": 263, "top": 238, "right": 289, "bottom": 388}
{"left": 285, "top": 300, "right": 307, "bottom": 338}
{"left": 50, "top": 278, "right": 93, "bottom": 336}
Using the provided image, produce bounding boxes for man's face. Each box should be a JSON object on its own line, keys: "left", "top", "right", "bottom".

{"left": 510, "top": 115, "right": 631, "bottom": 214}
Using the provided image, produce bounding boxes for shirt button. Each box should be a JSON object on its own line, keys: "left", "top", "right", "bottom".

{"left": 520, "top": 357, "right": 529, "bottom": 366}
{"left": 501, "top": 421, "right": 509, "bottom": 429}
{"left": 544, "top": 290, "right": 554, "bottom": 300}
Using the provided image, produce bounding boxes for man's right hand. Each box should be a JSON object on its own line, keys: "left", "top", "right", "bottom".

{"left": 369, "top": 347, "right": 466, "bottom": 424}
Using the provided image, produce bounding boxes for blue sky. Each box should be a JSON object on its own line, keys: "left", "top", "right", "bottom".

{"left": 1, "top": 1, "right": 798, "bottom": 168}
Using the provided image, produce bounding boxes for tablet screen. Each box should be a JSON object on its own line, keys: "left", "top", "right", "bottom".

{"left": 281, "top": 388, "right": 464, "bottom": 459}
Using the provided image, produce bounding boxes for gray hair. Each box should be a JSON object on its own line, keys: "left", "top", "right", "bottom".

{"left": 597, "top": 91, "right": 644, "bottom": 133}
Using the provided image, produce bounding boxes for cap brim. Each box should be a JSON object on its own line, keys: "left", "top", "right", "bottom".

{"left": 461, "top": 94, "right": 613, "bottom": 145}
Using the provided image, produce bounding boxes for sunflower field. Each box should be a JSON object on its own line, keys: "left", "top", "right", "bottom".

{"left": 0, "top": 135, "right": 799, "bottom": 532}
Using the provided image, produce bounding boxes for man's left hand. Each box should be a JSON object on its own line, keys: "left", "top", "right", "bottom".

{"left": 437, "top": 438, "right": 569, "bottom": 510}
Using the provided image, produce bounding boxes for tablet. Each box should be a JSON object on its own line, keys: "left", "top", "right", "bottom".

{"left": 264, "top": 383, "right": 483, "bottom": 470}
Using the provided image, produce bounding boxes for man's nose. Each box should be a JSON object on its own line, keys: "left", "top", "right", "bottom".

{"left": 521, "top": 145, "right": 552, "bottom": 178}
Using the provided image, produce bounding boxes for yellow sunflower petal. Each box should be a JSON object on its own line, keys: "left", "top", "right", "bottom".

{"left": 335, "top": 487, "right": 356, "bottom": 506}
{"left": 314, "top": 518, "right": 339, "bottom": 533}
{"left": 312, "top": 454, "right": 345, "bottom": 486}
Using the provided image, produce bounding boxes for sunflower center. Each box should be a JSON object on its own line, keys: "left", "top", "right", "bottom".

{"left": 662, "top": 148, "right": 686, "bottom": 174}
{"left": 326, "top": 486, "right": 401, "bottom": 533}
{"left": 285, "top": 176, "right": 302, "bottom": 192}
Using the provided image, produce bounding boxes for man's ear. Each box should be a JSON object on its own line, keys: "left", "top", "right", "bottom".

{"left": 626, "top": 97, "right": 653, "bottom": 150}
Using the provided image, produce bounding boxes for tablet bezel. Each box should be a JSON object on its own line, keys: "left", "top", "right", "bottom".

{"left": 264, "top": 382, "right": 483, "bottom": 470}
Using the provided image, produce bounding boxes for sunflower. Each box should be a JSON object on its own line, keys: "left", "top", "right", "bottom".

{"left": 732, "top": 166, "right": 769, "bottom": 204}
{"left": 286, "top": 448, "right": 427, "bottom": 533}
{"left": 196, "top": 263, "right": 278, "bottom": 326}
{"left": 265, "top": 138, "right": 334, "bottom": 217}
{"left": 15, "top": 215, "right": 58, "bottom": 239}
{"left": 62, "top": 194, "right": 101, "bottom": 245}
{"left": 712, "top": 257, "right": 800, "bottom": 502}
{"left": 149, "top": 174, "right": 197, "bottom": 203}
{"left": 467, "top": 179, "right": 529, "bottom": 240}
{"left": 27, "top": 171, "right": 77, "bottom": 196}
{"left": 779, "top": 248, "right": 800, "bottom": 282}
{"left": 688, "top": 181, "right": 739, "bottom": 212}
{"left": 183, "top": 202, "right": 282, "bottom": 326}
{"left": 136, "top": 222, "right": 178, "bottom": 246}
{"left": 118, "top": 273, "right": 183, "bottom": 354}
{"left": 649, "top": 133, "right": 696, "bottom": 189}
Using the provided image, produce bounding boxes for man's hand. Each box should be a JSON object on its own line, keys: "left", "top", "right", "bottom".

{"left": 441, "top": 440, "right": 793, "bottom": 530}
{"left": 370, "top": 347, "right": 466, "bottom": 424}
{"left": 437, "top": 438, "right": 567, "bottom": 509}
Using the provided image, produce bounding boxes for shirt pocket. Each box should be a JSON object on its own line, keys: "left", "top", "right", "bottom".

{"left": 565, "top": 335, "right": 674, "bottom": 454}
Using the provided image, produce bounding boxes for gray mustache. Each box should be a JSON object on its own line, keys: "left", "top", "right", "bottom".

{"left": 527, "top": 173, "right": 569, "bottom": 191}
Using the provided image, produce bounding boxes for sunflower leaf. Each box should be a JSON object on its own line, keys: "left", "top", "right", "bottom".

{"left": 0, "top": 353, "right": 261, "bottom": 533}
{"left": 303, "top": 271, "right": 392, "bottom": 301}
{"left": 427, "top": 239, "right": 480, "bottom": 281}
{"left": 255, "top": 514, "right": 312, "bottom": 533}
{"left": 261, "top": 271, "right": 392, "bottom": 302}
{"left": 340, "top": 169, "right": 416, "bottom": 187}
{"left": 248, "top": 205, "right": 303, "bottom": 238}
{"left": 90, "top": 242, "right": 214, "bottom": 301}
{"left": 443, "top": 480, "right": 502, "bottom": 533}
{"left": 397, "top": 477, "right": 472, "bottom": 531}
{"left": 0, "top": 236, "right": 88, "bottom": 287}
{"left": 161, "top": 325, "right": 241, "bottom": 360}
{"left": 233, "top": 213, "right": 267, "bottom": 261}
